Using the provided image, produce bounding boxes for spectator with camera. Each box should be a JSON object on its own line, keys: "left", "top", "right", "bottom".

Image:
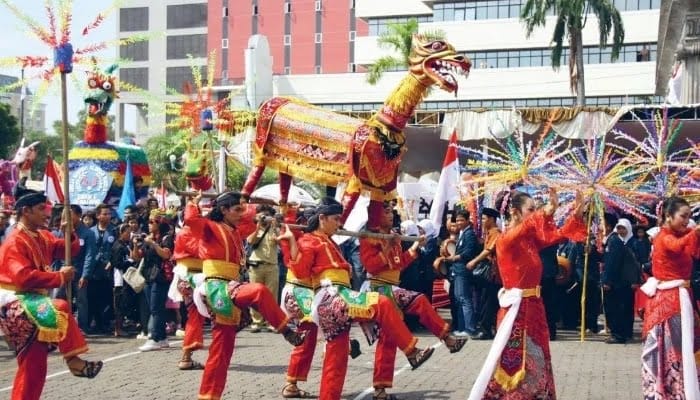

{"left": 246, "top": 204, "right": 280, "bottom": 333}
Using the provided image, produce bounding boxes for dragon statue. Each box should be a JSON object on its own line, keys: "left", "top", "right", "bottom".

{"left": 240, "top": 35, "right": 470, "bottom": 226}
{"left": 68, "top": 64, "right": 151, "bottom": 206}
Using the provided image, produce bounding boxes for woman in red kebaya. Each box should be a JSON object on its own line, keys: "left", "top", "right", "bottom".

{"left": 469, "top": 188, "right": 585, "bottom": 400}
{"left": 640, "top": 196, "right": 700, "bottom": 399}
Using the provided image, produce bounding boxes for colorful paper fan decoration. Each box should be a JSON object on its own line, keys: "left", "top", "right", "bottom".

{"left": 613, "top": 108, "right": 699, "bottom": 206}
{"left": 0, "top": 0, "right": 148, "bottom": 111}
{"left": 549, "top": 135, "right": 656, "bottom": 224}
{"left": 458, "top": 119, "right": 571, "bottom": 194}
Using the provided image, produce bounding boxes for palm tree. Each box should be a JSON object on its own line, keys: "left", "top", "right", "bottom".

{"left": 366, "top": 18, "right": 444, "bottom": 85}
{"left": 521, "top": 0, "right": 625, "bottom": 105}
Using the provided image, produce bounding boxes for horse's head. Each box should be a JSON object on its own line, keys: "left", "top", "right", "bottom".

{"left": 85, "top": 64, "right": 118, "bottom": 117}
{"left": 409, "top": 35, "right": 471, "bottom": 94}
{"left": 11, "top": 139, "right": 40, "bottom": 166}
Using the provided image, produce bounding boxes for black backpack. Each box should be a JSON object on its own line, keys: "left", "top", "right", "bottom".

{"left": 619, "top": 244, "right": 642, "bottom": 286}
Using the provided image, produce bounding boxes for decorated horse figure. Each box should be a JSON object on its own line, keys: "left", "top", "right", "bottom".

{"left": 68, "top": 64, "right": 151, "bottom": 206}
{"left": 241, "top": 35, "right": 470, "bottom": 226}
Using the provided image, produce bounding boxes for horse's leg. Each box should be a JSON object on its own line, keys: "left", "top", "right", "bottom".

{"left": 339, "top": 190, "right": 360, "bottom": 224}
{"left": 278, "top": 173, "right": 292, "bottom": 213}
{"left": 241, "top": 164, "right": 266, "bottom": 199}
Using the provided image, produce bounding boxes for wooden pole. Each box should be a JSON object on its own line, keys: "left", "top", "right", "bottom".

{"left": 283, "top": 222, "right": 421, "bottom": 242}
{"left": 579, "top": 204, "right": 595, "bottom": 342}
{"left": 60, "top": 72, "right": 72, "bottom": 302}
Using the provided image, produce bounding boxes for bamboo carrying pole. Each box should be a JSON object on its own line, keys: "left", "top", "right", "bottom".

{"left": 283, "top": 223, "right": 421, "bottom": 242}
{"left": 60, "top": 73, "right": 72, "bottom": 302}
{"left": 579, "top": 205, "right": 595, "bottom": 342}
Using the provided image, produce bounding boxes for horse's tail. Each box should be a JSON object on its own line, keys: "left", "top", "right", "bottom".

{"left": 215, "top": 109, "right": 257, "bottom": 136}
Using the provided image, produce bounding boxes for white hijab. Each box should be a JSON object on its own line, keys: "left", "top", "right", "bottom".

{"left": 417, "top": 219, "right": 437, "bottom": 239}
{"left": 615, "top": 218, "right": 633, "bottom": 244}
{"left": 400, "top": 220, "right": 419, "bottom": 237}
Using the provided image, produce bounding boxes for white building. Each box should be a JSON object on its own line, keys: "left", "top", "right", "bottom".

{"left": 281, "top": 0, "right": 659, "bottom": 113}
{"left": 0, "top": 74, "right": 46, "bottom": 134}
{"left": 116, "top": 0, "right": 660, "bottom": 141}
{"left": 115, "top": 0, "right": 209, "bottom": 142}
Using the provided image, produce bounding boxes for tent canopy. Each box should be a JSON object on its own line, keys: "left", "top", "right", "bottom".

{"left": 251, "top": 183, "right": 317, "bottom": 206}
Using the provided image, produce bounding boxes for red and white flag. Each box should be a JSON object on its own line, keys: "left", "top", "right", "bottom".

{"left": 43, "top": 154, "right": 64, "bottom": 203}
{"left": 429, "top": 130, "right": 460, "bottom": 230}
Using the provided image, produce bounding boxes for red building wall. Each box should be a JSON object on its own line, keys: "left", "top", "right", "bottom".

{"left": 321, "top": 0, "right": 350, "bottom": 73}
{"left": 257, "top": 0, "right": 285, "bottom": 75}
{"left": 226, "top": 1, "right": 254, "bottom": 80}
{"left": 290, "top": 0, "right": 316, "bottom": 74}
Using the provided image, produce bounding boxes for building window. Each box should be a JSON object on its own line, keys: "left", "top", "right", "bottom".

{"left": 349, "top": 31, "right": 356, "bottom": 41}
{"left": 223, "top": 6, "right": 228, "bottom": 18}
{"left": 284, "top": 35, "right": 292, "bottom": 45}
{"left": 221, "top": 38, "right": 229, "bottom": 49}
{"left": 119, "top": 41, "right": 148, "bottom": 61}
{"left": 315, "top": 1, "right": 322, "bottom": 11}
{"left": 120, "top": 7, "right": 148, "bottom": 32}
{"left": 367, "top": 15, "right": 433, "bottom": 36}
{"left": 252, "top": 5, "right": 259, "bottom": 15}
{"left": 120, "top": 67, "right": 148, "bottom": 90}
{"left": 167, "top": 66, "right": 206, "bottom": 92}
{"left": 350, "top": 0, "right": 355, "bottom": 8}
{"left": 167, "top": 34, "right": 207, "bottom": 59}
{"left": 167, "top": 3, "right": 207, "bottom": 29}
{"left": 284, "top": 2, "right": 291, "bottom": 13}
{"left": 315, "top": 65, "right": 322, "bottom": 74}
{"left": 348, "top": 63, "right": 356, "bottom": 72}
{"left": 315, "top": 33, "right": 323, "bottom": 44}
{"left": 284, "top": 66, "right": 291, "bottom": 75}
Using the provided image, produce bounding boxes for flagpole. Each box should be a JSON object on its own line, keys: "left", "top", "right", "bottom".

{"left": 20, "top": 67, "right": 25, "bottom": 140}
{"left": 60, "top": 72, "right": 72, "bottom": 302}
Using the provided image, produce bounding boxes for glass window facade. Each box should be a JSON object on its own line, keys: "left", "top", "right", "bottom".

{"left": 119, "top": 41, "right": 148, "bottom": 62}
{"left": 166, "top": 66, "right": 206, "bottom": 92}
{"left": 167, "top": 3, "right": 207, "bottom": 29}
{"left": 367, "top": 15, "right": 432, "bottom": 36}
{"left": 120, "top": 7, "right": 148, "bottom": 32}
{"left": 166, "top": 34, "right": 207, "bottom": 59}
{"left": 469, "top": 43, "right": 656, "bottom": 69}
{"left": 120, "top": 67, "right": 148, "bottom": 90}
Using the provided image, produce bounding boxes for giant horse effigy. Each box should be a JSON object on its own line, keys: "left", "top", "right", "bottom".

{"left": 241, "top": 35, "right": 470, "bottom": 226}
{"left": 68, "top": 65, "right": 151, "bottom": 206}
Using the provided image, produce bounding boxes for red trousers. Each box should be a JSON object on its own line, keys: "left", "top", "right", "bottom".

{"left": 319, "top": 295, "right": 417, "bottom": 400}
{"left": 12, "top": 299, "right": 88, "bottom": 400}
{"left": 286, "top": 321, "right": 318, "bottom": 382}
{"left": 199, "top": 283, "right": 289, "bottom": 400}
{"left": 373, "top": 294, "right": 448, "bottom": 388}
{"left": 183, "top": 302, "right": 205, "bottom": 352}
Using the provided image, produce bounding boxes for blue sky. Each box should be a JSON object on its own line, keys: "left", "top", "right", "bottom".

{"left": 0, "top": 1, "right": 119, "bottom": 132}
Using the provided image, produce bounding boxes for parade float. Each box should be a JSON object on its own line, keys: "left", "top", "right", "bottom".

{"left": 239, "top": 35, "right": 471, "bottom": 228}
{"left": 67, "top": 64, "right": 151, "bottom": 208}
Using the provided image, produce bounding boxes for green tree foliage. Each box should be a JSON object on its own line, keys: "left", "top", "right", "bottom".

{"left": 0, "top": 104, "right": 21, "bottom": 160}
{"left": 366, "top": 19, "right": 445, "bottom": 85}
{"left": 520, "top": 0, "right": 625, "bottom": 104}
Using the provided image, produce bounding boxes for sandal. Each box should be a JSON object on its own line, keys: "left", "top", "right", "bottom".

{"left": 283, "top": 329, "right": 306, "bottom": 347}
{"left": 349, "top": 339, "right": 362, "bottom": 359}
{"left": 282, "top": 383, "right": 314, "bottom": 398}
{"left": 444, "top": 334, "right": 467, "bottom": 354}
{"left": 406, "top": 347, "right": 434, "bottom": 370}
{"left": 373, "top": 388, "right": 399, "bottom": 400}
{"left": 178, "top": 360, "right": 205, "bottom": 370}
{"left": 68, "top": 359, "right": 103, "bottom": 379}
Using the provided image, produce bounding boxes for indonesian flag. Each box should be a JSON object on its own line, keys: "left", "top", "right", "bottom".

{"left": 429, "top": 130, "right": 460, "bottom": 230}
{"left": 43, "top": 154, "right": 64, "bottom": 203}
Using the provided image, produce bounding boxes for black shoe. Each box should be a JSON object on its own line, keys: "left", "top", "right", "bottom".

{"left": 350, "top": 339, "right": 362, "bottom": 359}
{"left": 605, "top": 336, "right": 626, "bottom": 344}
{"left": 470, "top": 331, "right": 489, "bottom": 340}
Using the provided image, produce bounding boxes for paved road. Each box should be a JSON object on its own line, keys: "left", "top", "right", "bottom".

{"left": 0, "top": 316, "right": 642, "bottom": 399}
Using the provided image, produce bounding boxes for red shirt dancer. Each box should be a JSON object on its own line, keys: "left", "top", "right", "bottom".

{"left": 185, "top": 191, "right": 304, "bottom": 400}
{"left": 277, "top": 206, "right": 319, "bottom": 398}
{"left": 360, "top": 202, "right": 467, "bottom": 399}
{"left": 0, "top": 183, "right": 103, "bottom": 400}
{"left": 469, "top": 189, "right": 585, "bottom": 400}
{"left": 283, "top": 197, "right": 434, "bottom": 400}
{"left": 641, "top": 196, "right": 700, "bottom": 399}
{"left": 171, "top": 224, "right": 205, "bottom": 370}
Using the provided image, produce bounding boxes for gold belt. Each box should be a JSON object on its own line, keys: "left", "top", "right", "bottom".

{"left": 0, "top": 283, "right": 48, "bottom": 296}
{"left": 313, "top": 269, "right": 351, "bottom": 289}
{"left": 177, "top": 257, "right": 203, "bottom": 272}
{"left": 202, "top": 259, "right": 240, "bottom": 281}
{"left": 521, "top": 286, "right": 541, "bottom": 298}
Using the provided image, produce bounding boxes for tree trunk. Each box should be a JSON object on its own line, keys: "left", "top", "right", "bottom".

{"left": 575, "top": 30, "right": 586, "bottom": 105}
